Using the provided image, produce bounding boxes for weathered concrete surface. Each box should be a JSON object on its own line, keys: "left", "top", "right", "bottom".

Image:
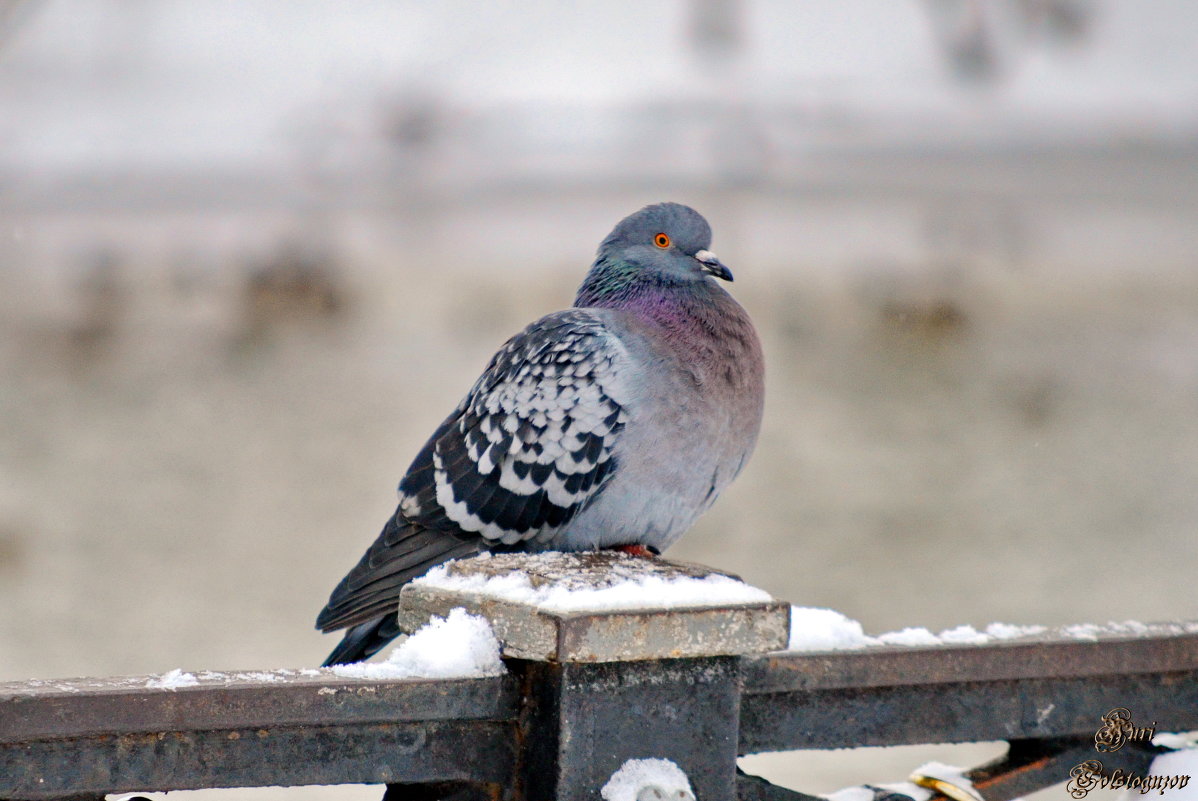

{"left": 397, "top": 552, "right": 790, "bottom": 662}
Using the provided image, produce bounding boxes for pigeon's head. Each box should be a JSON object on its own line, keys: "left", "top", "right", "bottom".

{"left": 596, "top": 202, "right": 732, "bottom": 284}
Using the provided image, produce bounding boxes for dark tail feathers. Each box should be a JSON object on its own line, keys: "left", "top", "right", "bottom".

{"left": 322, "top": 615, "right": 402, "bottom": 666}
{"left": 317, "top": 513, "right": 484, "bottom": 665}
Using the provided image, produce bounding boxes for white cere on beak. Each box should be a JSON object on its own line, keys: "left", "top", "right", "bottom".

{"left": 695, "top": 249, "right": 733, "bottom": 281}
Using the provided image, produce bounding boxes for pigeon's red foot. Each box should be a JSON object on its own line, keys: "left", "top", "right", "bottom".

{"left": 611, "top": 544, "right": 658, "bottom": 557}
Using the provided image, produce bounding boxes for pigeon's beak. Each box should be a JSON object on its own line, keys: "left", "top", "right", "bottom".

{"left": 695, "top": 250, "right": 733, "bottom": 282}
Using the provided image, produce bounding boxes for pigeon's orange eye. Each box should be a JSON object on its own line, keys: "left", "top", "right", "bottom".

{"left": 653, "top": 233, "right": 670, "bottom": 248}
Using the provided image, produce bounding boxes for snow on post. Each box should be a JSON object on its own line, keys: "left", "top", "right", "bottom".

{"left": 601, "top": 758, "right": 695, "bottom": 801}
{"left": 398, "top": 551, "right": 790, "bottom": 662}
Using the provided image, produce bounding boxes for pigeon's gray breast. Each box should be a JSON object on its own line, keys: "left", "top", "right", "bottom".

{"left": 547, "top": 301, "right": 763, "bottom": 552}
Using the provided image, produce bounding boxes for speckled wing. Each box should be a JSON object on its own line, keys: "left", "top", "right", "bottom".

{"left": 401, "top": 308, "right": 630, "bottom": 545}
{"left": 317, "top": 310, "right": 630, "bottom": 639}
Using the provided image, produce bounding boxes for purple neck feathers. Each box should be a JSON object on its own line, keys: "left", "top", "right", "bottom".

{"left": 574, "top": 262, "right": 761, "bottom": 387}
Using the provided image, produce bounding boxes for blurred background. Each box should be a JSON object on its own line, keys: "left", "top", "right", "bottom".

{"left": 1, "top": 0, "right": 1197, "bottom": 798}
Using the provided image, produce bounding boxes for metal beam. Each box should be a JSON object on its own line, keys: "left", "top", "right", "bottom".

{"left": 743, "top": 626, "right": 1198, "bottom": 693}
{"left": 956, "top": 737, "right": 1159, "bottom": 801}
{"left": 0, "top": 672, "right": 519, "bottom": 742}
{"left": 2, "top": 621, "right": 1196, "bottom": 798}
{"left": 738, "top": 626, "right": 1198, "bottom": 752}
{"left": 740, "top": 670, "right": 1198, "bottom": 752}
{"left": 2, "top": 720, "right": 514, "bottom": 800}
{"left": 0, "top": 672, "right": 519, "bottom": 800}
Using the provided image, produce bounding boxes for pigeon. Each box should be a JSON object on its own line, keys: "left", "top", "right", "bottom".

{"left": 316, "top": 202, "right": 765, "bottom": 665}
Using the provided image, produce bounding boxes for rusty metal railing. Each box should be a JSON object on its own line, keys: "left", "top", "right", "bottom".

{"left": 3, "top": 622, "right": 1196, "bottom": 800}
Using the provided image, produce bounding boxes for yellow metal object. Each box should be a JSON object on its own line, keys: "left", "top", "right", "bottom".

{"left": 909, "top": 771, "right": 984, "bottom": 801}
